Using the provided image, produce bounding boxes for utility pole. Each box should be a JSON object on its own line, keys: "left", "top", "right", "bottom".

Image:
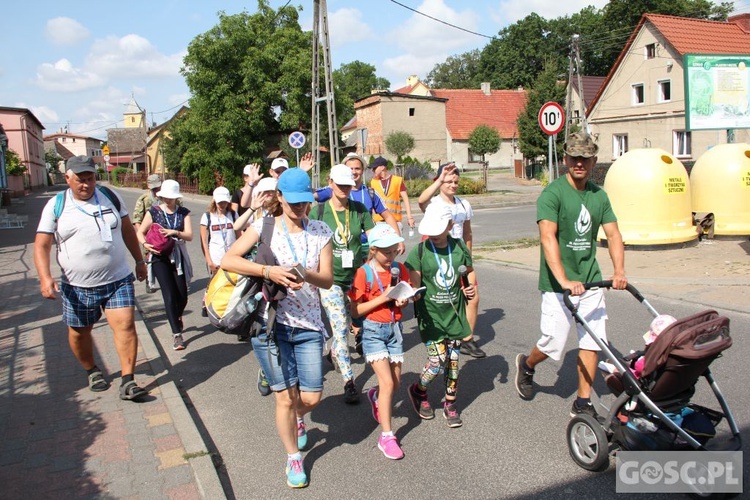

{"left": 564, "top": 34, "right": 586, "bottom": 141}
{"left": 310, "top": 0, "right": 339, "bottom": 188}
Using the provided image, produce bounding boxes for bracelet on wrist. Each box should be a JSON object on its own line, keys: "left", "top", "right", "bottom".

{"left": 136, "top": 259, "right": 145, "bottom": 265}
{"left": 262, "top": 266, "right": 271, "bottom": 280}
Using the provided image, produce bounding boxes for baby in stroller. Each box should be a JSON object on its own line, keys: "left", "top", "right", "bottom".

{"left": 599, "top": 314, "right": 677, "bottom": 386}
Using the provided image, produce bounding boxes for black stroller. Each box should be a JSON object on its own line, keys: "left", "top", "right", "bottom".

{"left": 564, "top": 282, "right": 742, "bottom": 472}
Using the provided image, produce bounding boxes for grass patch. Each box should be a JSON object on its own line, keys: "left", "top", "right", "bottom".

{"left": 475, "top": 237, "right": 540, "bottom": 251}
{"left": 183, "top": 450, "right": 211, "bottom": 460}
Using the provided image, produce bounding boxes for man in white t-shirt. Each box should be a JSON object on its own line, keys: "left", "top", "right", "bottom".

{"left": 34, "top": 156, "right": 149, "bottom": 401}
{"left": 418, "top": 162, "right": 486, "bottom": 358}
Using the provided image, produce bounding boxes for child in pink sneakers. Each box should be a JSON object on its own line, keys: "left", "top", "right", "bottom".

{"left": 350, "top": 224, "right": 410, "bottom": 460}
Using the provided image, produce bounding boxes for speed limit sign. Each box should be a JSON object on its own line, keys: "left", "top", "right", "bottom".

{"left": 538, "top": 102, "right": 565, "bottom": 136}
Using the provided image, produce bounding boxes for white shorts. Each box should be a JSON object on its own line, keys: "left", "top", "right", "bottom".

{"left": 536, "top": 289, "right": 608, "bottom": 361}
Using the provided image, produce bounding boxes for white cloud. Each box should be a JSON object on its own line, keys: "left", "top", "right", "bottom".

{"left": 46, "top": 17, "right": 90, "bottom": 46}
{"left": 33, "top": 58, "right": 105, "bottom": 92}
{"left": 492, "top": 0, "right": 609, "bottom": 25}
{"left": 28, "top": 105, "right": 59, "bottom": 124}
{"left": 86, "top": 34, "right": 184, "bottom": 79}
{"left": 382, "top": 0, "right": 481, "bottom": 86}
{"left": 329, "top": 8, "right": 374, "bottom": 48}
{"left": 33, "top": 34, "right": 185, "bottom": 92}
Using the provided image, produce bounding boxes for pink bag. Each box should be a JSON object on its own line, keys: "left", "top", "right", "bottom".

{"left": 145, "top": 223, "right": 174, "bottom": 255}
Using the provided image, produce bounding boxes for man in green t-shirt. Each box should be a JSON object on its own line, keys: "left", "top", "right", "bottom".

{"left": 514, "top": 132, "right": 627, "bottom": 419}
{"left": 309, "top": 164, "right": 374, "bottom": 404}
{"left": 405, "top": 203, "right": 475, "bottom": 428}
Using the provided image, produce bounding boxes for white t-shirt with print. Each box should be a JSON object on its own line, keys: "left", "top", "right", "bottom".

{"left": 200, "top": 211, "right": 237, "bottom": 265}
{"left": 37, "top": 188, "right": 131, "bottom": 287}
{"left": 427, "top": 195, "right": 473, "bottom": 241}
{"left": 251, "top": 218, "right": 333, "bottom": 332}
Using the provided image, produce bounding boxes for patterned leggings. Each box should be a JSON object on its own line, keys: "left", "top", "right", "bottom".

{"left": 319, "top": 284, "right": 354, "bottom": 382}
{"left": 417, "top": 339, "right": 462, "bottom": 398}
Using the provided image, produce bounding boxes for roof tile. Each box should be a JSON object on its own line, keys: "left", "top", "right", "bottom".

{"left": 429, "top": 89, "right": 527, "bottom": 140}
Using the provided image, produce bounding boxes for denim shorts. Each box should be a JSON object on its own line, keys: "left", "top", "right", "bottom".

{"left": 362, "top": 319, "right": 404, "bottom": 364}
{"left": 60, "top": 275, "right": 136, "bottom": 328}
{"left": 251, "top": 322, "right": 325, "bottom": 393}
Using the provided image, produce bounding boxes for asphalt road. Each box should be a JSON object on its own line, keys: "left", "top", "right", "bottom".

{"left": 116, "top": 187, "right": 749, "bottom": 499}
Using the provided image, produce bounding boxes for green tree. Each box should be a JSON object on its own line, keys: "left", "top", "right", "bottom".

{"left": 424, "top": 49, "right": 481, "bottom": 89}
{"left": 468, "top": 125, "right": 501, "bottom": 162}
{"left": 517, "top": 60, "right": 567, "bottom": 161}
{"left": 333, "top": 61, "right": 390, "bottom": 126}
{"left": 163, "top": 2, "right": 312, "bottom": 193}
{"left": 384, "top": 131, "right": 415, "bottom": 162}
{"left": 4, "top": 149, "right": 24, "bottom": 176}
{"left": 478, "top": 13, "right": 567, "bottom": 90}
{"left": 44, "top": 149, "right": 63, "bottom": 172}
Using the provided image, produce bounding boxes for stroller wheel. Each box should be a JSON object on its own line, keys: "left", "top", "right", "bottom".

{"left": 567, "top": 414, "right": 610, "bottom": 472}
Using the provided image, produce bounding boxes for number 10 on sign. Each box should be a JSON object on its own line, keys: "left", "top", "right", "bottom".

{"left": 538, "top": 102, "right": 564, "bottom": 136}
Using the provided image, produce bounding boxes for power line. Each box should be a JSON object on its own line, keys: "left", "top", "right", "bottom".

{"left": 388, "top": 0, "right": 494, "bottom": 39}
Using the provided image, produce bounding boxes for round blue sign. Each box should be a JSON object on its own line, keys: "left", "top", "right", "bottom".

{"left": 288, "top": 131, "right": 306, "bottom": 149}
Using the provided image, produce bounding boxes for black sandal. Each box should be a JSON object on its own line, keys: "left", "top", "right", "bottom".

{"left": 119, "top": 381, "right": 148, "bottom": 401}
{"left": 88, "top": 371, "right": 109, "bottom": 392}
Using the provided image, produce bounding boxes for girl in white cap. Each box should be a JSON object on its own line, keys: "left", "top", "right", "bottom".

{"left": 200, "top": 186, "right": 240, "bottom": 275}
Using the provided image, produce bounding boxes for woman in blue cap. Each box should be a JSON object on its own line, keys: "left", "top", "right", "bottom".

{"left": 222, "top": 168, "right": 333, "bottom": 489}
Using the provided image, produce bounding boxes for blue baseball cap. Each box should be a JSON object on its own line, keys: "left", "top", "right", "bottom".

{"left": 277, "top": 168, "right": 314, "bottom": 203}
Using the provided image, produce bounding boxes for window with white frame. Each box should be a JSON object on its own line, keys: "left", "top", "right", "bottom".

{"left": 658, "top": 79, "right": 671, "bottom": 102}
{"left": 673, "top": 131, "right": 691, "bottom": 157}
{"left": 632, "top": 83, "right": 645, "bottom": 105}
{"left": 613, "top": 134, "right": 628, "bottom": 158}
{"left": 645, "top": 43, "right": 656, "bottom": 59}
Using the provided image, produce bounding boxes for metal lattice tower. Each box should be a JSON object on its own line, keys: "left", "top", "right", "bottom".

{"left": 564, "top": 34, "right": 587, "bottom": 141}
{"left": 310, "top": 0, "right": 339, "bottom": 188}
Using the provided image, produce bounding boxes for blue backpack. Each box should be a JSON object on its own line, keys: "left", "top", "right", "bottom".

{"left": 362, "top": 261, "right": 402, "bottom": 294}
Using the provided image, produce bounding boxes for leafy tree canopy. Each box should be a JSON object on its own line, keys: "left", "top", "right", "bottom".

{"left": 517, "top": 60, "right": 567, "bottom": 161}
{"left": 468, "top": 125, "right": 501, "bottom": 158}
{"left": 384, "top": 131, "right": 415, "bottom": 162}
{"left": 163, "top": 1, "right": 312, "bottom": 193}
{"left": 424, "top": 49, "right": 481, "bottom": 89}
{"left": 4, "top": 149, "right": 23, "bottom": 176}
{"left": 333, "top": 61, "right": 389, "bottom": 126}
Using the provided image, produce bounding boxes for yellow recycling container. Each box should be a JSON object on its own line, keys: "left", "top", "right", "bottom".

{"left": 690, "top": 143, "right": 750, "bottom": 237}
{"left": 599, "top": 148, "right": 697, "bottom": 247}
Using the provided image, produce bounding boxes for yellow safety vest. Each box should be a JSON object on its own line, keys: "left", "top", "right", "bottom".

{"left": 370, "top": 175, "right": 403, "bottom": 222}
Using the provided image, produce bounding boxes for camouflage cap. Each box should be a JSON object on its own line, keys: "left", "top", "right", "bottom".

{"left": 146, "top": 174, "right": 162, "bottom": 188}
{"left": 563, "top": 132, "right": 599, "bottom": 158}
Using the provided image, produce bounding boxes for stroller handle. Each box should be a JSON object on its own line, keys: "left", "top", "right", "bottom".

{"left": 562, "top": 281, "right": 645, "bottom": 312}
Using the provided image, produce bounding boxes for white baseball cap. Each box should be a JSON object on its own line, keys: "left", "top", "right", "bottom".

{"left": 271, "top": 158, "right": 289, "bottom": 171}
{"left": 329, "top": 164, "right": 355, "bottom": 186}
{"left": 213, "top": 186, "right": 231, "bottom": 204}
{"left": 243, "top": 164, "right": 254, "bottom": 176}
{"left": 418, "top": 203, "right": 453, "bottom": 236}
{"left": 255, "top": 177, "right": 277, "bottom": 193}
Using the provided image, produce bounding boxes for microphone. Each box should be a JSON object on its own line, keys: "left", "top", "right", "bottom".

{"left": 390, "top": 267, "right": 400, "bottom": 287}
{"left": 458, "top": 265, "right": 470, "bottom": 288}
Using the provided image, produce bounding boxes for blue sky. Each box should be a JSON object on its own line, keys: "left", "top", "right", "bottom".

{"left": 2, "top": 0, "right": 742, "bottom": 140}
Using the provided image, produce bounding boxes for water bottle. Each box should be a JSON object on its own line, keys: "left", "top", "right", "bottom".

{"left": 408, "top": 227, "right": 415, "bottom": 238}
{"left": 235, "top": 291, "right": 263, "bottom": 316}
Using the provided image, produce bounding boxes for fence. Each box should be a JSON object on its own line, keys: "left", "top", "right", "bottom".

{"left": 110, "top": 172, "right": 201, "bottom": 195}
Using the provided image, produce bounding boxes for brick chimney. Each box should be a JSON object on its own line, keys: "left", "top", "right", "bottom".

{"left": 729, "top": 13, "right": 750, "bottom": 33}
{"left": 481, "top": 82, "right": 491, "bottom": 95}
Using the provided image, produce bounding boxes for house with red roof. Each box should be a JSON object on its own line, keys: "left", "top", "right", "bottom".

{"left": 44, "top": 132, "right": 104, "bottom": 173}
{"left": 587, "top": 13, "right": 750, "bottom": 161}
{"left": 352, "top": 79, "right": 527, "bottom": 169}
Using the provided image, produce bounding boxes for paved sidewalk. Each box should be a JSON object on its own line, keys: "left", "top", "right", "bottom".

{"left": 0, "top": 189, "right": 224, "bottom": 499}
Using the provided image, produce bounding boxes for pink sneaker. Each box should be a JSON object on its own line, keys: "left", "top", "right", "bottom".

{"left": 367, "top": 387, "right": 380, "bottom": 423}
{"left": 378, "top": 434, "right": 404, "bottom": 460}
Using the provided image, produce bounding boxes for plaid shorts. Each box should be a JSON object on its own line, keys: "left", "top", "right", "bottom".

{"left": 60, "top": 275, "right": 136, "bottom": 327}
